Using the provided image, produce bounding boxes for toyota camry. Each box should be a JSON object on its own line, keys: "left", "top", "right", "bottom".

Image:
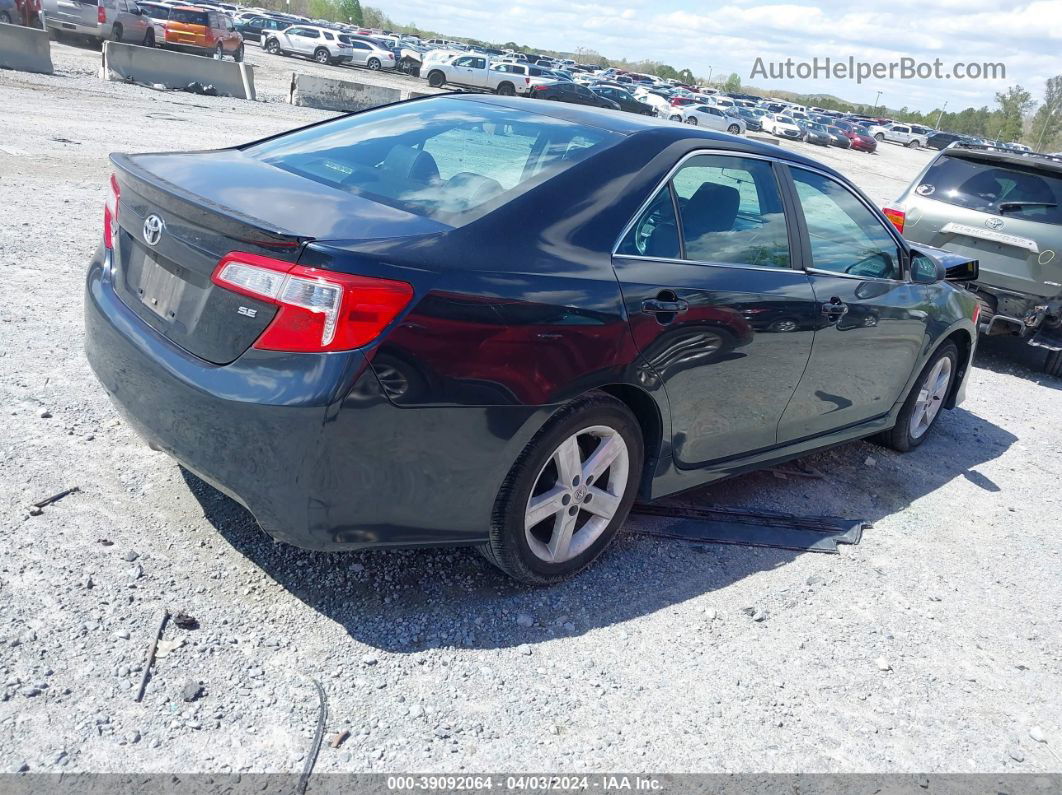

{"left": 85, "top": 94, "right": 980, "bottom": 584}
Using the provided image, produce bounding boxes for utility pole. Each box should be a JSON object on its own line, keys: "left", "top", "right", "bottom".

{"left": 706, "top": 65, "right": 713, "bottom": 86}
{"left": 874, "top": 90, "right": 882, "bottom": 112}
{"left": 935, "top": 101, "right": 948, "bottom": 131}
{"left": 1035, "top": 101, "right": 1059, "bottom": 152}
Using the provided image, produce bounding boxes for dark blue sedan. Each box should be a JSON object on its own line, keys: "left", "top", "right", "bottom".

{"left": 85, "top": 95, "right": 980, "bottom": 584}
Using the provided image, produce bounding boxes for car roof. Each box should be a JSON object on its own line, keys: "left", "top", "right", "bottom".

{"left": 941, "top": 143, "right": 1062, "bottom": 175}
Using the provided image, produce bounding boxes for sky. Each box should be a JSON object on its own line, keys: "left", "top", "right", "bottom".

{"left": 373, "top": 0, "right": 1062, "bottom": 113}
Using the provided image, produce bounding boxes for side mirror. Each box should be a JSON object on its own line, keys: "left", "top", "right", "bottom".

{"left": 910, "top": 247, "right": 979, "bottom": 284}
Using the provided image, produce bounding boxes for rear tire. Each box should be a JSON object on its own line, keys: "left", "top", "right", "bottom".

{"left": 111, "top": 23, "right": 122, "bottom": 42}
{"left": 213, "top": 42, "right": 223, "bottom": 59}
{"left": 479, "top": 392, "right": 644, "bottom": 585}
{"left": 143, "top": 28, "right": 154, "bottom": 48}
{"left": 314, "top": 47, "right": 329, "bottom": 64}
{"left": 876, "top": 342, "right": 958, "bottom": 452}
{"left": 427, "top": 70, "right": 444, "bottom": 87}
{"left": 1045, "top": 349, "right": 1062, "bottom": 378}
{"left": 496, "top": 81, "right": 515, "bottom": 96}
{"left": 668, "top": 114, "right": 681, "bottom": 122}
{"left": 233, "top": 43, "right": 243, "bottom": 62}
{"left": 367, "top": 57, "right": 381, "bottom": 70}
{"left": 0, "top": 12, "right": 10, "bottom": 23}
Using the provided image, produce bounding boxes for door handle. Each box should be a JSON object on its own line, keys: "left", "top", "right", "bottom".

{"left": 642, "top": 298, "right": 689, "bottom": 314}
{"left": 820, "top": 297, "right": 849, "bottom": 320}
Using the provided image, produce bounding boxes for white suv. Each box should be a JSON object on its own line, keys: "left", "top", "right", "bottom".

{"left": 263, "top": 25, "right": 354, "bottom": 65}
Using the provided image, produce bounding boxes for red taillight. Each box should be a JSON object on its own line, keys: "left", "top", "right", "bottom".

{"left": 971, "top": 301, "right": 982, "bottom": 326}
{"left": 882, "top": 206, "right": 905, "bottom": 234}
{"left": 533, "top": 84, "right": 549, "bottom": 91}
{"left": 98, "top": 4, "right": 106, "bottom": 23}
{"left": 212, "top": 252, "right": 413, "bottom": 353}
{"left": 103, "top": 173, "right": 120, "bottom": 250}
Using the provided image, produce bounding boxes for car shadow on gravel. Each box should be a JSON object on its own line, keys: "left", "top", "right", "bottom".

{"left": 182, "top": 403, "right": 1016, "bottom": 653}
{"left": 974, "top": 335, "right": 1061, "bottom": 390}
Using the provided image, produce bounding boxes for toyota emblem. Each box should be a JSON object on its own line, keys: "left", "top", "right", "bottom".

{"left": 143, "top": 214, "right": 165, "bottom": 246}
{"left": 984, "top": 217, "right": 1005, "bottom": 231}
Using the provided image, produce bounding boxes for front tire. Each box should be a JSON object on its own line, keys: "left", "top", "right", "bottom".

{"left": 111, "top": 23, "right": 122, "bottom": 42}
{"left": 874, "top": 132, "right": 885, "bottom": 141}
{"left": 213, "top": 42, "right": 224, "bottom": 60}
{"left": 265, "top": 38, "right": 280, "bottom": 55}
{"left": 876, "top": 342, "right": 958, "bottom": 452}
{"left": 685, "top": 117, "right": 697, "bottom": 125}
{"left": 427, "top": 70, "right": 445, "bottom": 88}
{"left": 143, "top": 28, "right": 154, "bottom": 47}
{"left": 727, "top": 123, "right": 741, "bottom": 134}
{"left": 668, "top": 114, "right": 681, "bottom": 122}
{"left": 480, "top": 392, "right": 643, "bottom": 585}
{"left": 233, "top": 43, "right": 243, "bottom": 62}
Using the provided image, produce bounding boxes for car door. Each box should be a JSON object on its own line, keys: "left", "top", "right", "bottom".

{"left": 889, "top": 125, "right": 911, "bottom": 144}
{"left": 612, "top": 152, "right": 818, "bottom": 466}
{"left": 348, "top": 41, "right": 370, "bottom": 66}
{"left": 775, "top": 166, "right": 930, "bottom": 442}
{"left": 703, "top": 107, "right": 727, "bottom": 131}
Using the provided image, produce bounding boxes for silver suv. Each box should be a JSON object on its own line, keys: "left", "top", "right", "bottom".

{"left": 888, "top": 143, "right": 1062, "bottom": 375}
{"left": 43, "top": 0, "right": 153, "bottom": 46}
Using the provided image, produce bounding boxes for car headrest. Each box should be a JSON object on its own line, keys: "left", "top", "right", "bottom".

{"left": 382, "top": 145, "right": 440, "bottom": 184}
{"left": 443, "top": 172, "right": 504, "bottom": 208}
{"left": 682, "top": 182, "right": 740, "bottom": 236}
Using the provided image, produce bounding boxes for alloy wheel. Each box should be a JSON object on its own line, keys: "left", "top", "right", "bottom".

{"left": 908, "top": 355, "right": 952, "bottom": 439}
{"left": 523, "top": 426, "right": 629, "bottom": 564}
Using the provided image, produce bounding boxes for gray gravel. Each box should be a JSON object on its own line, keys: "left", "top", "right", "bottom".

{"left": 0, "top": 39, "right": 1060, "bottom": 775}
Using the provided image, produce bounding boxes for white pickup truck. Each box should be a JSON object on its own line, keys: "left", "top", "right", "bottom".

{"left": 424, "top": 55, "right": 554, "bottom": 95}
{"left": 881, "top": 123, "right": 933, "bottom": 148}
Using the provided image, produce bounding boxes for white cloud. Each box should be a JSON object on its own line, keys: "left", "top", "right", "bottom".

{"left": 375, "top": 0, "right": 1061, "bottom": 111}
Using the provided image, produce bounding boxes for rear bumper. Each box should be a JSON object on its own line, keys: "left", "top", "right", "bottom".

{"left": 84, "top": 251, "right": 546, "bottom": 550}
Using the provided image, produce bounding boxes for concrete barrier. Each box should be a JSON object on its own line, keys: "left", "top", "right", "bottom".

{"left": 288, "top": 72, "right": 405, "bottom": 113}
{"left": 0, "top": 22, "right": 53, "bottom": 75}
{"left": 101, "top": 41, "right": 255, "bottom": 100}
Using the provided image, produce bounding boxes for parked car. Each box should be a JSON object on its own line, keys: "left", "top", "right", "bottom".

{"left": 763, "top": 113, "right": 803, "bottom": 140}
{"left": 886, "top": 142, "right": 1062, "bottom": 375}
{"left": 233, "top": 13, "right": 288, "bottom": 42}
{"left": 335, "top": 35, "right": 395, "bottom": 70}
{"left": 161, "top": 5, "right": 241, "bottom": 60}
{"left": 424, "top": 54, "right": 520, "bottom": 92}
{"left": 487, "top": 62, "right": 558, "bottom": 95}
{"left": 882, "top": 123, "right": 932, "bottom": 148}
{"left": 135, "top": 1, "right": 171, "bottom": 40}
{"left": 85, "top": 95, "right": 980, "bottom": 584}
{"left": 927, "top": 131, "right": 971, "bottom": 150}
{"left": 678, "top": 105, "right": 745, "bottom": 135}
{"left": 262, "top": 24, "right": 353, "bottom": 65}
{"left": 530, "top": 81, "right": 620, "bottom": 109}
{"left": 43, "top": 0, "right": 152, "bottom": 45}
{"left": 825, "top": 125, "right": 852, "bottom": 149}
{"left": 734, "top": 107, "right": 764, "bottom": 132}
{"left": 845, "top": 126, "right": 878, "bottom": 153}
{"left": 590, "top": 85, "right": 654, "bottom": 115}
{"left": 801, "top": 122, "right": 832, "bottom": 146}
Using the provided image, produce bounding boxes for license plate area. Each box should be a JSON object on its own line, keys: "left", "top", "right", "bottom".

{"left": 133, "top": 252, "right": 190, "bottom": 321}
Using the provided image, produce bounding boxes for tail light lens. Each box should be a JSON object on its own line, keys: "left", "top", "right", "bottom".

{"left": 882, "top": 206, "right": 906, "bottom": 233}
{"left": 98, "top": 4, "right": 106, "bottom": 23}
{"left": 212, "top": 252, "right": 413, "bottom": 353}
{"left": 533, "top": 84, "right": 548, "bottom": 91}
{"left": 971, "top": 301, "right": 982, "bottom": 326}
{"left": 103, "top": 173, "right": 120, "bottom": 250}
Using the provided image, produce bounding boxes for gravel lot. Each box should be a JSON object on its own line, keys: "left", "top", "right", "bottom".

{"left": 1, "top": 39, "right": 1060, "bottom": 777}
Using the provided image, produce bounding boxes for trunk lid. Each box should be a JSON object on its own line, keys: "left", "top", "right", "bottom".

{"left": 110, "top": 149, "right": 446, "bottom": 364}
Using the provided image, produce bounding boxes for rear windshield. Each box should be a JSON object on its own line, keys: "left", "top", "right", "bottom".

{"left": 918, "top": 154, "right": 1062, "bottom": 225}
{"left": 169, "top": 9, "right": 209, "bottom": 25}
{"left": 139, "top": 4, "right": 170, "bottom": 18}
{"left": 245, "top": 98, "right": 620, "bottom": 222}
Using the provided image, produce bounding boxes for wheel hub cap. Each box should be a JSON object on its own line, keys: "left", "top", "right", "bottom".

{"left": 524, "top": 426, "right": 629, "bottom": 564}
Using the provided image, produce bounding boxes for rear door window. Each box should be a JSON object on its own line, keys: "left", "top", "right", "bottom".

{"left": 170, "top": 8, "right": 208, "bottom": 24}
{"left": 672, "top": 155, "right": 791, "bottom": 268}
{"left": 914, "top": 154, "right": 1062, "bottom": 224}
